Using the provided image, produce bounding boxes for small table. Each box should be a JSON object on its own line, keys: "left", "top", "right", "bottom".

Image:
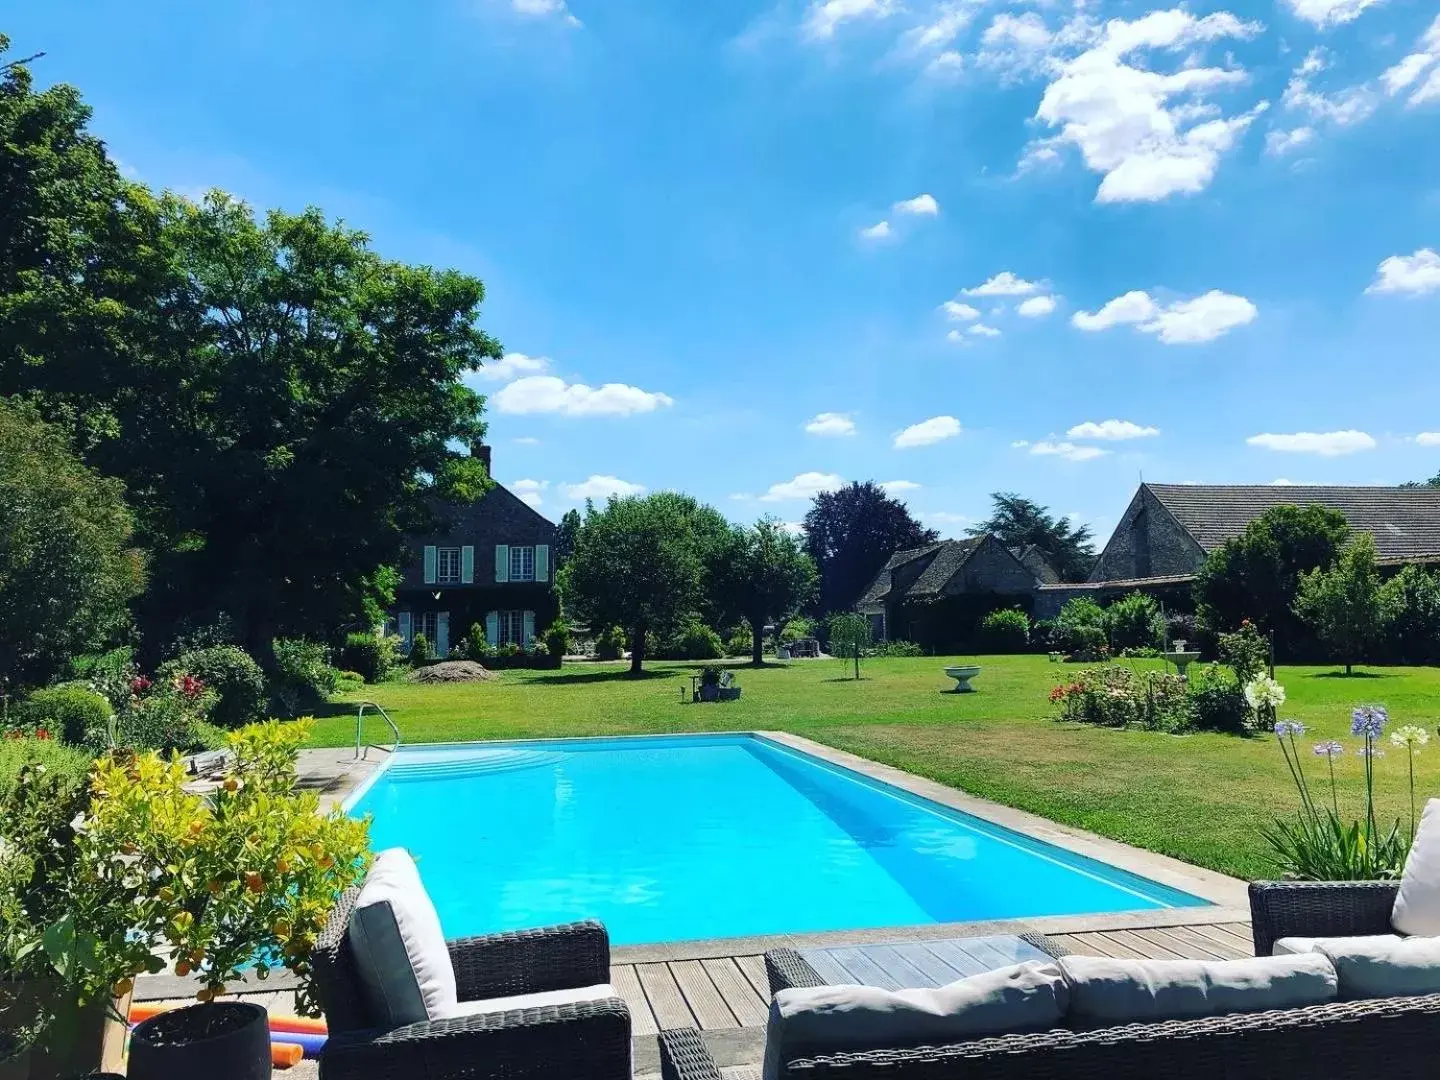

{"left": 767, "top": 933, "right": 1067, "bottom": 993}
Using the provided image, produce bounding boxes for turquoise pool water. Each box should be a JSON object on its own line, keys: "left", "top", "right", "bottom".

{"left": 347, "top": 734, "right": 1208, "bottom": 945}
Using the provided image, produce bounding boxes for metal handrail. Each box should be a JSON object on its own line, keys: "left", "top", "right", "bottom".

{"left": 354, "top": 701, "right": 400, "bottom": 760}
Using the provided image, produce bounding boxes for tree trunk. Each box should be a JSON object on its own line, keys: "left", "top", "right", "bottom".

{"left": 1346, "top": 661, "right": 1353, "bottom": 676}
{"left": 628, "top": 625, "right": 645, "bottom": 675}
{"left": 750, "top": 614, "right": 764, "bottom": 667}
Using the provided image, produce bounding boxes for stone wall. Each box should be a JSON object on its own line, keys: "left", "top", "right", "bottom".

{"left": 1089, "top": 486, "right": 1207, "bottom": 583}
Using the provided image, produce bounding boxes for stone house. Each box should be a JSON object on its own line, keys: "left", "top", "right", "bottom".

{"left": 390, "top": 447, "right": 558, "bottom": 656}
{"left": 857, "top": 535, "right": 1041, "bottom": 649}
{"left": 1035, "top": 483, "right": 1440, "bottom": 618}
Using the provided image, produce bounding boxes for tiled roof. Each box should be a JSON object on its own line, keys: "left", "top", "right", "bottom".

{"left": 911, "top": 537, "right": 984, "bottom": 595}
{"left": 856, "top": 543, "right": 944, "bottom": 606}
{"left": 1146, "top": 484, "right": 1440, "bottom": 561}
{"left": 1037, "top": 574, "right": 1197, "bottom": 592}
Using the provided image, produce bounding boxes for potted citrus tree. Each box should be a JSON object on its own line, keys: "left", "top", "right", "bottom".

{"left": 73, "top": 719, "right": 371, "bottom": 1080}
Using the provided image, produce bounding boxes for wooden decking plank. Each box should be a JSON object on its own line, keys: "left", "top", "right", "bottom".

{"left": 801, "top": 950, "right": 858, "bottom": 987}
{"left": 889, "top": 942, "right": 967, "bottom": 984}
{"left": 824, "top": 947, "right": 903, "bottom": 990}
{"left": 637, "top": 961, "right": 695, "bottom": 1031}
{"left": 1046, "top": 933, "right": 1109, "bottom": 957}
{"left": 1156, "top": 924, "right": 1248, "bottom": 959}
{"left": 860, "top": 945, "right": 934, "bottom": 989}
{"left": 1125, "top": 926, "right": 1219, "bottom": 959}
{"left": 734, "top": 954, "right": 771, "bottom": 1002}
{"left": 1104, "top": 929, "right": 1186, "bottom": 959}
{"left": 1215, "top": 923, "right": 1259, "bottom": 947}
{"left": 611, "top": 964, "right": 658, "bottom": 1037}
{"left": 920, "top": 940, "right": 989, "bottom": 977}
{"left": 670, "top": 960, "right": 739, "bottom": 1030}
{"left": 1080, "top": 932, "right": 1149, "bottom": 959}
{"left": 701, "top": 958, "right": 769, "bottom": 1027}
{"left": 1189, "top": 922, "right": 1256, "bottom": 951}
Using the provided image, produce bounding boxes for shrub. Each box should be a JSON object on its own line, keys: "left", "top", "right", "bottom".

{"left": 528, "top": 641, "right": 550, "bottom": 658}
{"left": 979, "top": 608, "right": 1030, "bottom": 653}
{"left": 595, "top": 626, "right": 626, "bottom": 660}
{"left": 14, "top": 685, "right": 112, "bottom": 745}
{"left": 1217, "top": 620, "right": 1269, "bottom": 684}
{"left": 272, "top": 637, "right": 339, "bottom": 715}
{"left": 1107, "top": 592, "right": 1164, "bottom": 652}
{"left": 542, "top": 620, "right": 570, "bottom": 659}
{"left": 1058, "top": 596, "right": 1108, "bottom": 633}
{"left": 669, "top": 620, "right": 725, "bottom": 661}
{"left": 725, "top": 626, "right": 753, "bottom": 659}
{"left": 1032, "top": 619, "right": 1059, "bottom": 651}
{"left": 870, "top": 640, "right": 923, "bottom": 657}
{"left": 1064, "top": 624, "right": 1108, "bottom": 662}
{"left": 1166, "top": 612, "right": 1199, "bottom": 646}
{"left": 107, "top": 677, "right": 221, "bottom": 754}
{"left": 1380, "top": 565, "right": 1440, "bottom": 666}
{"left": 158, "top": 644, "right": 266, "bottom": 729}
{"left": 1185, "top": 664, "right": 1250, "bottom": 733}
{"left": 341, "top": 632, "right": 401, "bottom": 684}
{"left": 408, "top": 633, "right": 434, "bottom": 667}
{"left": 779, "top": 617, "right": 816, "bottom": 644}
{"left": 497, "top": 641, "right": 521, "bottom": 658}
{"left": 335, "top": 670, "right": 366, "bottom": 693}
{"left": 0, "top": 734, "right": 94, "bottom": 799}
{"left": 462, "top": 623, "right": 495, "bottom": 662}
{"left": 1051, "top": 666, "right": 1187, "bottom": 732}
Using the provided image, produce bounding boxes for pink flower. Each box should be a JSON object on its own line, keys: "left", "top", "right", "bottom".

{"left": 132, "top": 676, "right": 152, "bottom": 693}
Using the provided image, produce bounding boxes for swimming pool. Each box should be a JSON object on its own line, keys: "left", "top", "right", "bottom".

{"left": 347, "top": 733, "right": 1209, "bottom": 945}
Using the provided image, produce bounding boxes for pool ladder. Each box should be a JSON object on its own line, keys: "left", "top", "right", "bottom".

{"left": 354, "top": 701, "right": 401, "bottom": 761}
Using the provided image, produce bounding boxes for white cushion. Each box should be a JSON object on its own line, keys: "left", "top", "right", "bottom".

{"left": 1272, "top": 937, "right": 1321, "bottom": 956}
{"left": 762, "top": 962, "right": 1068, "bottom": 1080}
{"left": 1392, "top": 799, "right": 1440, "bottom": 936}
{"left": 441, "top": 983, "right": 616, "bottom": 1018}
{"left": 1316, "top": 936, "right": 1440, "bottom": 999}
{"left": 1274, "top": 934, "right": 1403, "bottom": 957}
{"left": 1058, "top": 953, "right": 1338, "bottom": 1022}
{"left": 348, "top": 848, "right": 458, "bottom": 1027}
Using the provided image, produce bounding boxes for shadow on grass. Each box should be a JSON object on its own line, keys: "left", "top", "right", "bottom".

{"left": 298, "top": 701, "right": 358, "bottom": 719}
{"left": 1308, "top": 671, "right": 1393, "bottom": 680}
{"left": 821, "top": 676, "right": 866, "bottom": 683}
{"left": 524, "top": 668, "right": 681, "bottom": 685}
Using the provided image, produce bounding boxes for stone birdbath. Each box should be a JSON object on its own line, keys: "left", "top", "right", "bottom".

{"left": 1164, "top": 640, "right": 1203, "bottom": 679}
{"left": 944, "top": 665, "right": 982, "bottom": 693}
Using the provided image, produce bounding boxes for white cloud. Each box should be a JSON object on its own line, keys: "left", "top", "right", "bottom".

{"left": 1066, "top": 419, "right": 1160, "bottom": 440}
{"left": 1367, "top": 249, "right": 1440, "bottom": 295}
{"left": 1281, "top": 48, "right": 1377, "bottom": 128}
{"left": 471, "top": 351, "right": 551, "bottom": 383}
{"left": 899, "top": 4, "right": 975, "bottom": 54}
{"left": 778, "top": 521, "right": 806, "bottom": 536}
{"left": 894, "top": 415, "right": 962, "bottom": 449}
{"left": 893, "top": 193, "right": 939, "bottom": 216}
{"left": 1031, "top": 440, "right": 1110, "bottom": 462}
{"left": 511, "top": 0, "right": 581, "bottom": 28}
{"left": 804, "top": 412, "right": 857, "bottom": 437}
{"left": 494, "top": 375, "right": 675, "bottom": 417}
{"left": 564, "top": 475, "right": 647, "bottom": 500}
{"left": 968, "top": 323, "right": 1002, "bottom": 337}
{"left": 1283, "top": 0, "right": 1385, "bottom": 29}
{"left": 1266, "top": 126, "right": 1315, "bottom": 156}
{"left": 1415, "top": 433, "right": 1440, "bottom": 446}
{"left": 513, "top": 436, "right": 541, "bottom": 446}
{"left": 976, "top": 11, "right": 1058, "bottom": 75}
{"left": 880, "top": 479, "right": 921, "bottom": 493}
{"left": 924, "top": 511, "right": 971, "bottom": 524}
{"left": 963, "top": 271, "right": 1042, "bottom": 297}
{"left": 859, "top": 220, "right": 893, "bottom": 240}
{"left": 1246, "top": 430, "right": 1378, "bottom": 456}
{"left": 1026, "top": 9, "right": 1265, "bottom": 203}
{"left": 760, "top": 471, "right": 846, "bottom": 502}
{"left": 510, "top": 478, "right": 549, "bottom": 508}
{"left": 1072, "top": 289, "right": 1257, "bottom": 343}
{"left": 941, "top": 300, "right": 982, "bottom": 321}
{"left": 1381, "top": 16, "right": 1440, "bottom": 107}
{"left": 1017, "top": 295, "right": 1058, "bottom": 318}
{"left": 927, "top": 50, "right": 966, "bottom": 78}
{"left": 804, "top": 0, "right": 895, "bottom": 40}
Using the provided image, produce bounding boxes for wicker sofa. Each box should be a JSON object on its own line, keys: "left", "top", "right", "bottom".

{"left": 658, "top": 915, "right": 1440, "bottom": 1080}
{"left": 312, "top": 885, "right": 631, "bottom": 1080}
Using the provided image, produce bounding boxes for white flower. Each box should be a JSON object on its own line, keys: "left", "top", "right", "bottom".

{"left": 0, "top": 836, "right": 14, "bottom": 869}
{"left": 70, "top": 812, "right": 89, "bottom": 834}
{"left": 1391, "top": 725, "right": 1430, "bottom": 750}
{"left": 1244, "top": 675, "right": 1287, "bottom": 710}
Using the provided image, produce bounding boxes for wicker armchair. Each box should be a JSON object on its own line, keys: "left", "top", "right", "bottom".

{"left": 1248, "top": 879, "right": 1401, "bottom": 956}
{"left": 313, "top": 886, "right": 631, "bottom": 1080}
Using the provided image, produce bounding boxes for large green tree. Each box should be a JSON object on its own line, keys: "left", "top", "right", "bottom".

{"left": 0, "top": 399, "right": 145, "bottom": 688}
{"left": 1380, "top": 564, "right": 1440, "bottom": 666}
{"left": 714, "top": 520, "right": 819, "bottom": 666}
{"left": 968, "top": 492, "right": 1096, "bottom": 582}
{"left": 559, "top": 493, "right": 729, "bottom": 674}
{"left": 1400, "top": 472, "right": 1440, "bottom": 489}
{"left": 803, "top": 482, "right": 937, "bottom": 616}
{"left": 1295, "top": 533, "right": 1386, "bottom": 676}
{"left": 1194, "top": 504, "right": 1351, "bottom": 658}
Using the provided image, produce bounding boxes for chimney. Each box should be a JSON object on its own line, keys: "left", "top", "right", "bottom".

{"left": 473, "top": 443, "right": 492, "bottom": 475}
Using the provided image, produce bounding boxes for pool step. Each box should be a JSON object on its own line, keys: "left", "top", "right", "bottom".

{"left": 387, "top": 748, "right": 565, "bottom": 781}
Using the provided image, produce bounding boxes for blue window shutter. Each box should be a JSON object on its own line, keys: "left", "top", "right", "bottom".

{"left": 423, "top": 546, "right": 438, "bottom": 585}
{"left": 460, "top": 546, "right": 475, "bottom": 584}
{"left": 398, "top": 611, "right": 412, "bottom": 649}
{"left": 523, "top": 611, "right": 535, "bottom": 645}
{"left": 535, "top": 545, "right": 550, "bottom": 583}
{"left": 485, "top": 611, "right": 499, "bottom": 645}
{"left": 495, "top": 544, "right": 510, "bottom": 583}
{"left": 436, "top": 612, "right": 450, "bottom": 658}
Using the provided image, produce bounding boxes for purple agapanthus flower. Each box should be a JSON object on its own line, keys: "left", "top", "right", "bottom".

{"left": 1274, "top": 720, "right": 1308, "bottom": 738}
{"left": 1351, "top": 706, "right": 1388, "bottom": 739}
{"left": 1313, "top": 741, "right": 1344, "bottom": 757}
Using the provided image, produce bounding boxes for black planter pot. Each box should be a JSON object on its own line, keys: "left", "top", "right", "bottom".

{"left": 128, "top": 1002, "right": 270, "bottom": 1080}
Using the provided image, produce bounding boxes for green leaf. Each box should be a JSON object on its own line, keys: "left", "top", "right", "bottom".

{"left": 42, "top": 915, "right": 76, "bottom": 978}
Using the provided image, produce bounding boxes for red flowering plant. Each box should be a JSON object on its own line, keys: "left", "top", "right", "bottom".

{"left": 86, "top": 654, "right": 219, "bottom": 754}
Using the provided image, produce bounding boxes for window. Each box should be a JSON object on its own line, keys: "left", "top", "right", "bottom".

{"left": 498, "top": 610, "right": 530, "bottom": 645}
{"left": 437, "top": 547, "right": 461, "bottom": 584}
{"left": 509, "top": 545, "right": 535, "bottom": 582}
{"left": 419, "top": 612, "right": 439, "bottom": 643}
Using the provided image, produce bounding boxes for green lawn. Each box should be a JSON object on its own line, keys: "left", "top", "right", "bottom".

{"left": 315, "top": 655, "right": 1440, "bottom": 881}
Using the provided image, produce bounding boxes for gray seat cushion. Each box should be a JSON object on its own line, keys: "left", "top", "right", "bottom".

{"left": 763, "top": 962, "right": 1068, "bottom": 1080}
{"left": 1316, "top": 935, "right": 1440, "bottom": 999}
{"left": 1059, "top": 953, "right": 1338, "bottom": 1022}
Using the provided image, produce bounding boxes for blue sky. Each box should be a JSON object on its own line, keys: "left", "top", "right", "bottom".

{"left": 10, "top": 0, "right": 1440, "bottom": 543}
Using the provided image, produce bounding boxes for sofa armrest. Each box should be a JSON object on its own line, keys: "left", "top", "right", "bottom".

{"left": 1249, "top": 880, "right": 1399, "bottom": 955}
{"left": 320, "top": 997, "right": 630, "bottom": 1080}
{"left": 447, "top": 920, "right": 610, "bottom": 1000}
{"left": 766, "top": 948, "right": 827, "bottom": 995}
{"left": 659, "top": 1028, "right": 725, "bottom": 1080}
